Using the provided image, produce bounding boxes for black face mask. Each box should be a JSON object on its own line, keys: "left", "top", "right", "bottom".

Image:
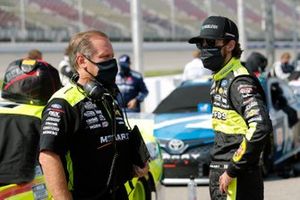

{"left": 85, "top": 57, "right": 118, "bottom": 87}
{"left": 200, "top": 47, "right": 225, "bottom": 72}
{"left": 119, "top": 63, "right": 131, "bottom": 77}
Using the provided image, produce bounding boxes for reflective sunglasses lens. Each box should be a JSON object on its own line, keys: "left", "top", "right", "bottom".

{"left": 206, "top": 39, "right": 216, "bottom": 47}
{"left": 196, "top": 43, "right": 202, "bottom": 49}
{"left": 195, "top": 39, "right": 204, "bottom": 49}
{"left": 196, "top": 39, "right": 216, "bottom": 49}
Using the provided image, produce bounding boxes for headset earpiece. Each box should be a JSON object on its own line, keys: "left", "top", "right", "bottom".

{"left": 83, "top": 80, "right": 106, "bottom": 100}
{"left": 70, "top": 73, "right": 106, "bottom": 100}
{"left": 70, "top": 73, "right": 79, "bottom": 84}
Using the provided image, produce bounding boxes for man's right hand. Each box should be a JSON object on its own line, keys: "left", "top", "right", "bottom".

{"left": 133, "top": 162, "right": 149, "bottom": 178}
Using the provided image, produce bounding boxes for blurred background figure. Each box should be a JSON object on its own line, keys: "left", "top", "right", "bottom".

{"left": 116, "top": 54, "right": 149, "bottom": 112}
{"left": 292, "top": 52, "right": 300, "bottom": 72}
{"left": 245, "top": 51, "right": 268, "bottom": 78}
{"left": 58, "top": 46, "right": 74, "bottom": 85}
{"left": 27, "top": 49, "right": 43, "bottom": 60}
{"left": 182, "top": 50, "right": 211, "bottom": 81}
{"left": 272, "top": 52, "right": 294, "bottom": 80}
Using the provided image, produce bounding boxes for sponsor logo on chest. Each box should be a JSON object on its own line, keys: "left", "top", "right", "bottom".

{"left": 99, "top": 133, "right": 130, "bottom": 144}
{"left": 83, "top": 101, "right": 109, "bottom": 130}
{"left": 212, "top": 81, "right": 229, "bottom": 109}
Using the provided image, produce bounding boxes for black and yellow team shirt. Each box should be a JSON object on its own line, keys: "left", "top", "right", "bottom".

{"left": 210, "top": 57, "right": 273, "bottom": 177}
{"left": 39, "top": 83, "right": 133, "bottom": 198}
{"left": 0, "top": 102, "right": 43, "bottom": 184}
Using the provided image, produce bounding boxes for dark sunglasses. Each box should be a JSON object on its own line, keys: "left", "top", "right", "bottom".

{"left": 196, "top": 39, "right": 229, "bottom": 49}
{"left": 196, "top": 39, "right": 217, "bottom": 49}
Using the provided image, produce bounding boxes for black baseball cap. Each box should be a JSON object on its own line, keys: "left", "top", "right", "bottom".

{"left": 189, "top": 16, "right": 239, "bottom": 43}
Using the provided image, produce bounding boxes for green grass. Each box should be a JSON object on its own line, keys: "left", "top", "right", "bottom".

{"left": 144, "top": 69, "right": 183, "bottom": 77}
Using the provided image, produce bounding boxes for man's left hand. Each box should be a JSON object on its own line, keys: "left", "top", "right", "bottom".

{"left": 127, "top": 98, "right": 137, "bottom": 109}
{"left": 219, "top": 171, "right": 233, "bottom": 194}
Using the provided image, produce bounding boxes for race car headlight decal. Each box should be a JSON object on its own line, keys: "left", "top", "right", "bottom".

{"left": 146, "top": 142, "right": 160, "bottom": 160}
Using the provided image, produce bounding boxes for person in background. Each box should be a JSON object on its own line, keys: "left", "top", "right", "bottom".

{"left": 58, "top": 46, "right": 74, "bottom": 85}
{"left": 39, "top": 31, "right": 149, "bottom": 200}
{"left": 0, "top": 58, "right": 61, "bottom": 197}
{"left": 27, "top": 49, "right": 43, "bottom": 60}
{"left": 116, "top": 54, "right": 149, "bottom": 112}
{"left": 272, "top": 52, "right": 294, "bottom": 80}
{"left": 189, "top": 16, "right": 272, "bottom": 200}
{"left": 182, "top": 50, "right": 211, "bottom": 81}
{"left": 245, "top": 51, "right": 268, "bottom": 78}
{"left": 292, "top": 52, "right": 300, "bottom": 72}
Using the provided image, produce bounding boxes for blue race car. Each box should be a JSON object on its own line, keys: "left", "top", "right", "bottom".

{"left": 153, "top": 78, "right": 300, "bottom": 185}
{"left": 153, "top": 80, "right": 213, "bottom": 185}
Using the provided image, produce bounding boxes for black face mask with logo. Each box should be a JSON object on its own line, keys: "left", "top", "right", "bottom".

{"left": 119, "top": 63, "right": 131, "bottom": 77}
{"left": 94, "top": 59, "right": 118, "bottom": 87}
{"left": 200, "top": 47, "right": 225, "bottom": 72}
{"left": 84, "top": 56, "right": 118, "bottom": 87}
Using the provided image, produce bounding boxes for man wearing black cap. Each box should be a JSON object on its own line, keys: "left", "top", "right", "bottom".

{"left": 116, "top": 54, "right": 149, "bottom": 112}
{"left": 189, "top": 16, "right": 272, "bottom": 200}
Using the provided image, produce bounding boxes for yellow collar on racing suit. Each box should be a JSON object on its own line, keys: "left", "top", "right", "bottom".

{"left": 213, "top": 57, "right": 242, "bottom": 81}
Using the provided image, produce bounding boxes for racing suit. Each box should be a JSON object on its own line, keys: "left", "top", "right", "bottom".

{"left": 116, "top": 70, "right": 148, "bottom": 112}
{"left": 209, "top": 57, "right": 272, "bottom": 200}
{"left": 39, "top": 83, "right": 133, "bottom": 199}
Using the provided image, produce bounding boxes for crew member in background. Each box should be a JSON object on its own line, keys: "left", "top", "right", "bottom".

{"left": 245, "top": 51, "right": 268, "bottom": 78}
{"left": 292, "top": 52, "right": 300, "bottom": 72}
{"left": 189, "top": 16, "right": 272, "bottom": 200}
{"left": 182, "top": 50, "right": 211, "bottom": 81}
{"left": 0, "top": 58, "right": 61, "bottom": 198}
{"left": 27, "top": 49, "right": 43, "bottom": 60}
{"left": 58, "top": 46, "right": 74, "bottom": 85}
{"left": 39, "top": 31, "right": 148, "bottom": 200}
{"left": 116, "top": 54, "right": 149, "bottom": 112}
{"left": 272, "top": 52, "right": 294, "bottom": 80}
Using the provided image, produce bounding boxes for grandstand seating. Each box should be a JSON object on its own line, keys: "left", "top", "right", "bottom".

{"left": 105, "top": 0, "right": 130, "bottom": 14}
{"left": 0, "top": 0, "right": 299, "bottom": 41}
{"left": 30, "top": 0, "right": 78, "bottom": 20}
{"left": 274, "top": 0, "right": 295, "bottom": 37}
{"left": 0, "top": 8, "right": 19, "bottom": 27}
{"left": 29, "top": 0, "right": 105, "bottom": 29}
{"left": 174, "top": 0, "right": 207, "bottom": 20}
{"left": 104, "top": 0, "right": 192, "bottom": 39}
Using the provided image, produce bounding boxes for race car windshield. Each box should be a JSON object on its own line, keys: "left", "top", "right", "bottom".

{"left": 153, "top": 82, "right": 212, "bottom": 113}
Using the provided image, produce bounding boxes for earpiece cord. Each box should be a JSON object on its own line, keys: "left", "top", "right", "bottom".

{"left": 116, "top": 91, "right": 132, "bottom": 131}
{"left": 114, "top": 91, "right": 135, "bottom": 198}
{"left": 70, "top": 73, "right": 96, "bottom": 101}
{"left": 84, "top": 68, "right": 105, "bottom": 88}
{"left": 102, "top": 94, "right": 118, "bottom": 189}
{"left": 70, "top": 73, "right": 89, "bottom": 97}
{"left": 72, "top": 72, "right": 119, "bottom": 189}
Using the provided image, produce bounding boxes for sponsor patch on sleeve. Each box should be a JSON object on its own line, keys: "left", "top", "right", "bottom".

{"left": 42, "top": 105, "right": 64, "bottom": 136}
